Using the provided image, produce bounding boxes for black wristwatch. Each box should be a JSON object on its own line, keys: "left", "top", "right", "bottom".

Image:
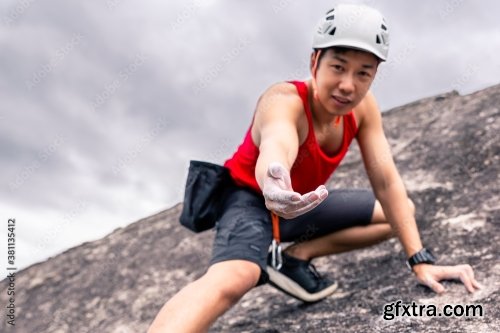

{"left": 406, "top": 248, "right": 436, "bottom": 270}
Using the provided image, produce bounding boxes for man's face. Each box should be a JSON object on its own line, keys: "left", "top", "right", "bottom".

{"left": 313, "top": 48, "right": 379, "bottom": 114}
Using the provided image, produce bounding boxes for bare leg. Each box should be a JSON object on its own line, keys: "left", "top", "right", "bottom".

{"left": 286, "top": 199, "right": 415, "bottom": 261}
{"left": 148, "top": 260, "right": 260, "bottom": 333}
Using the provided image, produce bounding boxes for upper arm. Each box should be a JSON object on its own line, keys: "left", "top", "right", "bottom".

{"left": 253, "top": 83, "right": 303, "bottom": 170}
{"left": 252, "top": 83, "right": 303, "bottom": 189}
{"left": 356, "top": 91, "right": 399, "bottom": 191}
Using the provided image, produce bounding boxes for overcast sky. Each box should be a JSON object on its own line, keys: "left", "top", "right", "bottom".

{"left": 1, "top": 0, "right": 499, "bottom": 271}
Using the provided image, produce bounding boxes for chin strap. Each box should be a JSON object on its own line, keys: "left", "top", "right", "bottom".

{"left": 270, "top": 212, "right": 282, "bottom": 270}
{"left": 311, "top": 50, "right": 321, "bottom": 101}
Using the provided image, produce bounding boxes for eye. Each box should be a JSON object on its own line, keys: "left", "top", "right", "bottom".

{"left": 358, "top": 71, "right": 371, "bottom": 78}
{"left": 331, "top": 64, "right": 344, "bottom": 72}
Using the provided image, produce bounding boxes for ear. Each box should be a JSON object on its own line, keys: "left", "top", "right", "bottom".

{"left": 310, "top": 51, "right": 317, "bottom": 72}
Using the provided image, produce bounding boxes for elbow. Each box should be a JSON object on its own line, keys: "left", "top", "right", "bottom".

{"left": 372, "top": 172, "right": 405, "bottom": 198}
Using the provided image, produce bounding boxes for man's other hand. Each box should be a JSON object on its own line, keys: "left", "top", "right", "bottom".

{"left": 413, "top": 264, "right": 482, "bottom": 294}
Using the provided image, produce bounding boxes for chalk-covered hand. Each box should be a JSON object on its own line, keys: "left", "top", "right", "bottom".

{"left": 262, "top": 162, "right": 328, "bottom": 219}
{"left": 413, "top": 264, "right": 482, "bottom": 294}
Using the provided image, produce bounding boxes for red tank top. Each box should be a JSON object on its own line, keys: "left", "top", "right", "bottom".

{"left": 224, "top": 80, "right": 358, "bottom": 194}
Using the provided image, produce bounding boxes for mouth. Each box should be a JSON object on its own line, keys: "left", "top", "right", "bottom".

{"left": 331, "top": 95, "right": 352, "bottom": 106}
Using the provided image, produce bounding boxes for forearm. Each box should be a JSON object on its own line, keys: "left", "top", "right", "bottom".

{"left": 255, "top": 139, "right": 296, "bottom": 190}
{"left": 375, "top": 178, "right": 423, "bottom": 257}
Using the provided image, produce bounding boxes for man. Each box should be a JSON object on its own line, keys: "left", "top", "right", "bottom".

{"left": 148, "top": 4, "right": 481, "bottom": 332}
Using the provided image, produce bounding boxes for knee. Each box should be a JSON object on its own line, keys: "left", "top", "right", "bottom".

{"left": 217, "top": 267, "right": 259, "bottom": 304}
{"left": 206, "top": 261, "right": 260, "bottom": 304}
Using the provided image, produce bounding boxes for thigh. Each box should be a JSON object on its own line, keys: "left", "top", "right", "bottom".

{"left": 210, "top": 187, "right": 273, "bottom": 285}
{"left": 280, "top": 189, "right": 376, "bottom": 243}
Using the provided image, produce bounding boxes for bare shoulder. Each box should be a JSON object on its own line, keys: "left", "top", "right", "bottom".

{"left": 353, "top": 90, "right": 382, "bottom": 131}
{"left": 256, "top": 82, "right": 303, "bottom": 115}
{"left": 252, "top": 82, "right": 305, "bottom": 144}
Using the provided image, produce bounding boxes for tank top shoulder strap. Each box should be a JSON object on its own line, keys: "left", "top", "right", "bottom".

{"left": 287, "top": 80, "right": 314, "bottom": 134}
{"left": 344, "top": 110, "right": 359, "bottom": 134}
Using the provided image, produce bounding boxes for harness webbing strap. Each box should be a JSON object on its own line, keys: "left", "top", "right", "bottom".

{"left": 270, "top": 212, "right": 283, "bottom": 270}
{"left": 271, "top": 212, "right": 280, "bottom": 243}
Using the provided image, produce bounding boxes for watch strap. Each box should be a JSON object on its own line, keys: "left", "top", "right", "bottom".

{"left": 407, "top": 248, "right": 436, "bottom": 270}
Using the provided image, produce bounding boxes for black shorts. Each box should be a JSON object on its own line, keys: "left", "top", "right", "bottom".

{"left": 209, "top": 185, "right": 376, "bottom": 285}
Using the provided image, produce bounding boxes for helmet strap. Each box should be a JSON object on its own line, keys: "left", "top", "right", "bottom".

{"left": 311, "top": 49, "right": 321, "bottom": 101}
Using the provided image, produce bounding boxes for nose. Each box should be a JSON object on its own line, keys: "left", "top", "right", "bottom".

{"left": 338, "top": 74, "right": 354, "bottom": 95}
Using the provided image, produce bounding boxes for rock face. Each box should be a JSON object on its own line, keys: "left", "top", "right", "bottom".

{"left": 1, "top": 85, "right": 499, "bottom": 333}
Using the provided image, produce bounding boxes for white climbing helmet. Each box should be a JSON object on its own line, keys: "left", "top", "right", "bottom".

{"left": 312, "top": 4, "right": 390, "bottom": 61}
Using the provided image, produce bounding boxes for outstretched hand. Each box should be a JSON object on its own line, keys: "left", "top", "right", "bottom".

{"left": 413, "top": 264, "right": 482, "bottom": 294}
{"left": 262, "top": 162, "right": 328, "bottom": 219}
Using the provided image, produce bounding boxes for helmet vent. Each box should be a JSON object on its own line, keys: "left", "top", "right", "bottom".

{"left": 380, "top": 34, "right": 387, "bottom": 45}
{"left": 326, "top": 8, "right": 335, "bottom": 15}
{"left": 326, "top": 15, "right": 335, "bottom": 21}
{"left": 328, "top": 27, "right": 337, "bottom": 36}
{"left": 376, "top": 35, "right": 381, "bottom": 44}
{"left": 381, "top": 24, "right": 387, "bottom": 31}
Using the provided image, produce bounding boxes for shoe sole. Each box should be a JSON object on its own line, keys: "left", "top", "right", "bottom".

{"left": 266, "top": 266, "right": 338, "bottom": 303}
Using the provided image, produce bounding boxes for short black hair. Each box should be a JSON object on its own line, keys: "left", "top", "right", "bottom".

{"left": 313, "top": 46, "right": 380, "bottom": 66}
{"left": 314, "top": 46, "right": 351, "bottom": 64}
